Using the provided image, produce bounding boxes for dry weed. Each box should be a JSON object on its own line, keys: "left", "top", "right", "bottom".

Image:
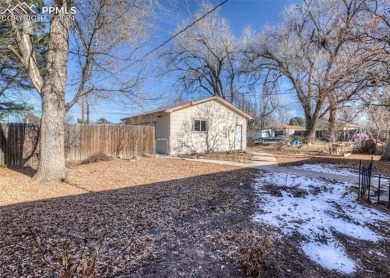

{"left": 81, "top": 153, "right": 113, "bottom": 164}
{"left": 238, "top": 231, "right": 283, "bottom": 278}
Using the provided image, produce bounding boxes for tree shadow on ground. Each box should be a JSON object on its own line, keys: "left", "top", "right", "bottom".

{"left": 0, "top": 167, "right": 338, "bottom": 278}
{"left": 7, "top": 166, "right": 37, "bottom": 178}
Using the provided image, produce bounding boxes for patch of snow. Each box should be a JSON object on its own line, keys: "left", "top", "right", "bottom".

{"left": 301, "top": 242, "right": 356, "bottom": 274}
{"left": 290, "top": 164, "right": 358, "bottom": 176}
{"left": 253, "top": 172, "right": 390, "bottom": 274}
{"left": 331, "top": 220, "right": 381, "bottom": 241}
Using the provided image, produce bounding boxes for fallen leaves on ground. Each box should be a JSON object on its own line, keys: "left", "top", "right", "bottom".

{"left": 0, "top": 158, "right": 238, "bottom": 206}
{"left": 0, "top": 158, "right": 261, "bottom": 277}
{"left": 1, "top": 157, "right": 386, "bottom": 277}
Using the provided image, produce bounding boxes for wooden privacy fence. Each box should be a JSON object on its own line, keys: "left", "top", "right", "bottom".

{"left": 0, "top": 123, "right": 40, "bottom": 168}
{"left": 0, "top": 123, "right": 155, "bottom": 168}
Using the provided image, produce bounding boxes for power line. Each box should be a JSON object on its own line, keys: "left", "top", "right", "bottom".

{"left": 119, "top": 0, "right": 229, "bottom": 73}
{"left": 63, "top": 1, "right": 229, "bottom": 86}
{"left": 140, "top": 0, "right": 228, "bottom": 60}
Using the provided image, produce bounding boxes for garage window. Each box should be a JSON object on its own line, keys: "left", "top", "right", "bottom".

{"left": 194, "top": 120, "right": 207, "bottom": 131}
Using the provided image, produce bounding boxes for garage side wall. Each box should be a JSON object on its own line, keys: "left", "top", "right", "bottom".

{"left": 155, "top": 114, "right": 170, "bottom": 139}
{"left": 169, "top": 101, "right": 247, "bottom": 155}
{"left": 155, "top": 113, "right": 170, "bottom": 154}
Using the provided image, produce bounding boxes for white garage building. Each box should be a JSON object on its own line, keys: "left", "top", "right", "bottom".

{"left": 121, "top": 96, "right": 252, "bottom": 155}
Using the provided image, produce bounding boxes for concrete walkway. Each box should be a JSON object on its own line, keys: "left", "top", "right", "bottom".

{"left": 163, "top": 152, "right": 390, "bottom": 202}
{"left": 168, "top": 151, "right": 360, "bottom": 185}
{"left": 256, "top": 164, "right": 360, "bottom": 184}
{"left": 162, "top": 151, "right": 277, "bottom": 168}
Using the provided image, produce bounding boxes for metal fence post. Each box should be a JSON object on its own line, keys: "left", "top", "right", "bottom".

{"left": 358, "top": 160, "right": 362, "bottom": 199}
{"left": 388, "top": 179, "right": 390, "bottom": 208}
{"left": 378, "top": 174, "right": 381, "bottom": 204}
{"left": 367, "top": 158, "right": 373, "bottom": 203}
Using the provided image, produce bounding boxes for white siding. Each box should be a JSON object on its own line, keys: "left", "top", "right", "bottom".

{"left": 169, "top": 100, "right": 247, "bottom": 155}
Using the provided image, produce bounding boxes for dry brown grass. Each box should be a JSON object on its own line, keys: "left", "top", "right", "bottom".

{"left": 0, "top": 157, "right": 239, "bottom": 206}
{"left": 0, "top": 158, "right": 261, "bottom": 277}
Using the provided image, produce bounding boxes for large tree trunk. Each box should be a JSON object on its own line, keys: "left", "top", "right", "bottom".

{"left": 300, "top": 93, "right": 325, "bottom": 144}
{"left": 328, "top": 94, "right": 338, "bottom": 143}
{"left": 381, "top": 132, "right": 390, "bottom": 161}
{"left": 33, "top": 1, "right": 73, "bottom": 182}
{"left": 304, "top": 116, "right": 317, "bottom": 143}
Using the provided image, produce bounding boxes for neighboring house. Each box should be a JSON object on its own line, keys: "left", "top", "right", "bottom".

{"left": 316, "top": 120, "right": 359, "bottom": 141}
{"left": 248, "top": 128, "right": 275, "bottom": 139}
{"left": 121, "top": 96, "right": 252, "bottom": 155}
{"left": 96, "top": 117, "right": 112, "bottom": 124}
{"left": 248, "top": 121, "right": 361, "bottom": 142}
{"left": 248, "top": 125, "right": 305, "bottom": 140}
{"left": 274, "top": 125, "right": 306, "bottom": 136}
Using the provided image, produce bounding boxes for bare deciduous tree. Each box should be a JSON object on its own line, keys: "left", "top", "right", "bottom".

{"left": 241, "top": 82, "right": 285, "bottom": 136}
{"left": 356, "top": 0, "right": 390, "bottom": 159}
{"left": 357, "top": 0, "right": 390, "bottom": 86}
{"left": 244, "top": 0, "right": 369, "bottom": 142}
{"left": 363, "top": 88, "right": 390, "bottom": 160}
{"left": 244, "top": 5, "right": 326, "bottom": 142}
{"left": 4, "top": 0, "right": 156, "bottom": 182}
{"left": 163, "top": 2, "right": 247, "bottom": 103}
{"left": 66, "top": 0, "right": 153, "bottom": 118}
{"left": 6, "top": 0, "right": 74, "bottom": 182}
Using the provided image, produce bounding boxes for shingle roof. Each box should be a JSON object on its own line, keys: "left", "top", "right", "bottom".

{"left": 275, "top": 125, "right": 306, "bottom": 130}
{"left": 120, "top": 96, "right": 253, "bottom": 122}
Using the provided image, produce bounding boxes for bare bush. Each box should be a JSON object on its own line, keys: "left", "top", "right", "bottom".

{"left": 81, "top": 153, "right": 113, "bottom": 164}
{"left": 354, "top": 140, "right": 377, "bottom": 155}
{"left": 238, "top": 232, "right": 282, "bottom": 278}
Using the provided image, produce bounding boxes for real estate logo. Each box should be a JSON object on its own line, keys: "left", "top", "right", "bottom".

{"left": 1, "top": 2, "right": 76, "bottom": 22}
{"left": 1, "top": 2, "right": 36, "bottom": 15}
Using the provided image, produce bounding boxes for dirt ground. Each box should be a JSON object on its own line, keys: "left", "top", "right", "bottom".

{"left": 249, "top": 144, "right": 390, "bottom": 176}
{"left": 0, "top": 157, "right": 387, "bottom": 277}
